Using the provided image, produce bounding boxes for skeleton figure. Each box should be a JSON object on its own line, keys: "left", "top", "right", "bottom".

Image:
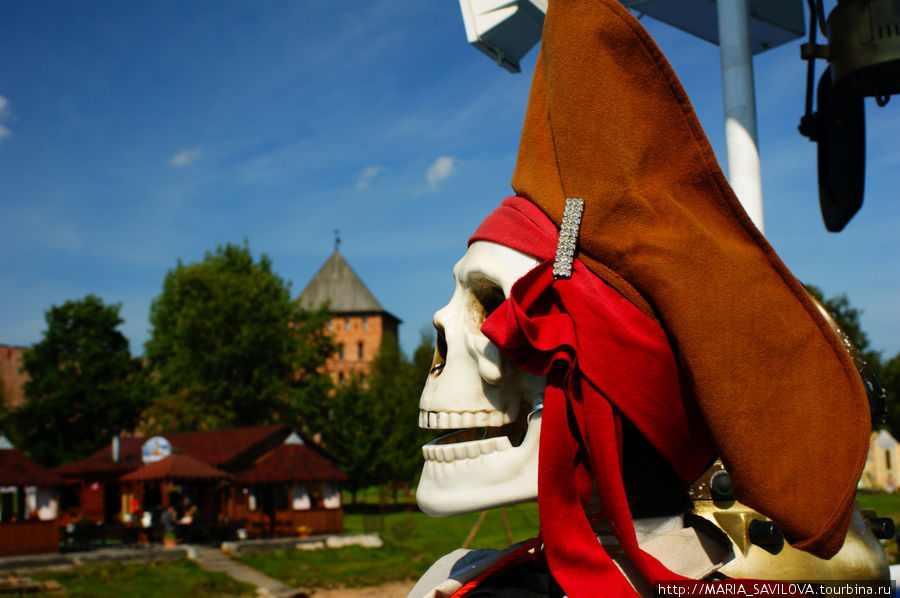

{"left": 411, "top": 225, "right": 890, "bottom": 598}
{"left": 417, "top": 241, "right": 543, "bottom": 516}
{"left": 411, "top": 0, "right": 877, "bottom": 595}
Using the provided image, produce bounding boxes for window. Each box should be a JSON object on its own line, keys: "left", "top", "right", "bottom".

{"left": 275, "top": 485, "right": 289, "bottom": 511}
{"left": 344, "top": 316, "right": 350, "bottom": 330}
{"left": 291, "top": 483, "right": 311, "bottom": 510}
{"left": 323, "top": 483, "right": 341, "bottom": 509}
{"left": 338, "top": 344, "right": 344, "bottom": 360}
{"left": 362, "top": 315, "right": 368, "bottom": 330}
{"left": 338, "top": 372, "right": 345, "bottom": 386}
{"left": 0, "top": 489, "right": 23, "bottom": 522}
{"left": 358, "top": 341, "right": 364, "bottom": 361}
{"left": 308, "top": 482, "right": 324, "bottom": 508}
{"left": 327, "top": 320, "right": 333, "bottom": 331}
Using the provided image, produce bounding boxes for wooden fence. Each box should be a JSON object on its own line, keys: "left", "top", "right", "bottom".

{"left": 0, "top": 520, "right": 58, "bottom": 556}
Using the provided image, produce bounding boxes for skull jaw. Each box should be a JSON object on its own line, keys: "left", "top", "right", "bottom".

{"left": 416, "top": 412, "right": 541, "bottom": 516}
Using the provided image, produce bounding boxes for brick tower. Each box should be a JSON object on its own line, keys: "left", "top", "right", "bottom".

{"left": 296, "top": 251, "right": 400, "bottom": 386}
{"left": 0, "top": 345, "right": 28, "bottom": 410}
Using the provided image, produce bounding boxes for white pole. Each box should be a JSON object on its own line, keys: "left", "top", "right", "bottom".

{"left": 717, "top": 0, "right": 764, "bottom": 234}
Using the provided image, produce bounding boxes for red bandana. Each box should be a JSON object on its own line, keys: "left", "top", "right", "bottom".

{"left": 471, "top": 196, "right": 715, "bottom": 597}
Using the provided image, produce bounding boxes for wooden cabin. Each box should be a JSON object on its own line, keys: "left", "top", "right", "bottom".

{"left": 860, "top": 430, "right": 900, "bottom": 493}
{"left": 53, "top": 425, "right": 347, "bottom": 542}
{"left": 0, "top": 438, "right": 64, "bottom": 556}
{"left": 231, "top": 431, "right": 347, "bottom": 538}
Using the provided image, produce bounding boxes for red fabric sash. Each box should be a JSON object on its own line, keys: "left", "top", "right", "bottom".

{"left": 471, "top": 196, "right": 714, "bottom": 597}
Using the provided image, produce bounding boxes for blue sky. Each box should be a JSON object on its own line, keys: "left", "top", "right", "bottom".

{"left": 1, "top": 1, "right": 898, "bottom": 362}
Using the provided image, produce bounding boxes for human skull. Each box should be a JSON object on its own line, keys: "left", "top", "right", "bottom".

{"left": 417, "top": 241, "right": 546, "bottom": 516}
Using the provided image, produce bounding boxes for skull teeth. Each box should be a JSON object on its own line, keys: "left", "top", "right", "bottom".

{"left": 418, "top": 409, "right": 509, "bottom": 430}
{"left": 422, "top": 435, "right": 513, "bottom": 463}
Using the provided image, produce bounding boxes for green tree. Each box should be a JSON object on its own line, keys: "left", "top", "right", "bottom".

{"left": 366, "top": 332, "right": 430, "bottom": 487}
{"left": 804, "top": 284, "right": 881, "bottom": 368}
{"left": 803, "top": 284, "right": 900, "bottom": 434}
{"left": 325, "top": 379, "right": 382, "bottom": 498}
{"left": 0, "top": 370, "right": 10, "bottom": 440}
{"left": 879, "top": 351, "right": 900, "bottom": 437}
{"left": 320, "top": 331, "right": 434, "bottom": 500}
{"left": 290, "top": 302, "right": 339, "bottom": 436}
{"left": 144, "top": 241, "right": 333, "bottom": 432}
{"left": 11, "top": 295, "right": 147, "bottom": 466}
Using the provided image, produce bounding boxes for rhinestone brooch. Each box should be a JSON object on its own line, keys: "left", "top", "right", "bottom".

{"left": 552, "top": 198, "right": 584, "bottom": 280}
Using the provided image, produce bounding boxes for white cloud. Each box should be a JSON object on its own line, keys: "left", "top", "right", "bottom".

{"left": 426, "top": 155, "right": 457, "bottom": 190}
{"left": 0, "top": 96, "right": 11, "bottom": 144}
{"left": 355, "top": 165, "right": 383, "bottom": 190}
{"left": 169, "top": 148, "right": 202, "bottom": 167}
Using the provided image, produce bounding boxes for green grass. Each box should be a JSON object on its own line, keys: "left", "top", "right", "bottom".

{"left": 241, "top": 494, "right": 900, "bottom": 588}
{"left": 30, "top": 559, "right": 255, "bottom": 598}
{"left": 856, "top": 492, "right": 900, "bottom": 564}
{"left": 21, "top": 492, "right": 900, "bottom": 595}
{"left": 857, "top": 492, "right": 900, "bottom": 522}
{"left": 238, "top": 503, "right": 541, "bottom": 589}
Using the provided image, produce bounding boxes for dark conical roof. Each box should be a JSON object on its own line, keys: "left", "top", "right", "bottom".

{"left": 297, "top": 251, "right": 393, "bottom": 316}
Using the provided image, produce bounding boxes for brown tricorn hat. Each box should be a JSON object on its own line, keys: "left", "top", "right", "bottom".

{"left": 511, "top": 0, "right": 869, "bottom": 558}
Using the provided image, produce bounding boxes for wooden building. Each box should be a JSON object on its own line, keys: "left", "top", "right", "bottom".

{"left": 232, "top": 431, "right": 347, "bottom": 538}
{"left": 860, "top": 430, "right": 900, "bottom": 493}
{"left": 54, "top": 425, "right": 346, "bottom": 541}
{"left": 118, "top": 454, "right": 230, "bottom": 529}
{"left": 0, "top": 344, "right": 28, "bottom": 410}
{"left": 296, "top": 249, "right": 401, "bottom": 386}
{"left": 0, "top": 436, "right": 64, "bottom": 556}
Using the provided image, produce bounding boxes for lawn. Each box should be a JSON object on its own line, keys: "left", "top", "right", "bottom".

{"left": 857, "top": 492, "right": 900, "bottom": 522}
{"left": 23, "top": 492, "right": 900, "bottom": 596}
{"left": 242, "top": 493, "right": 900, "bottom": 589}
{"left": 29, "top": 559, "right": 255, "bottom": 598}
{"left": 237, "top": 502, "right": 541, "bottom": 589}
{"left": 856, "top": 492, "right": 900, "bottom": 563}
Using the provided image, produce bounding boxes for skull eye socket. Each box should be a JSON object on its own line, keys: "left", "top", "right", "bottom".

{"left": 467, "top": 277, "right": 506, "bottom": 327}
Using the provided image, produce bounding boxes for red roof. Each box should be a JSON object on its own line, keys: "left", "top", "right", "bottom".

{"left": 165, "top": 424, "right": 290, "bottom": 467}
{"left": 234, "top": 443, "right": 347, "bottom": 485}
{"left": 56, "top": 424, "right": 290, "bottom": 477}
{"left": 119, "top": 455, "right": 229, "bottom": 482}
{"left": 55, "top": 438, "right": 143, "bottom": 477}
{"left": 0, "top": 449, "right": 65, "bottom": 486}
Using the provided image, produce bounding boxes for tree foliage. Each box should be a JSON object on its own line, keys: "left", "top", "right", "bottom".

{"left": 879, "top": 353, "right": 900, "bottom": 438}
{"left": 320, "top": 331, "right": 434, "bottom": 495}
{"left": 0, "top": 371, "right": 11, "bottom": 441}
{"left": 804, "top": 284, "right": 881, "bottom": 368}
{"left": 289, "top": 302, "right": 339, "bottom": 434}
{"left": 804, "top": 284, "right": 900, "bottom": 436}
{"left": 0, "top": 369, "right": 7, "bottom": 415}
{"left": 366, "top": 331, "right": 434, "bottom": 486}
{"left": 11, "top": 295, "right": 147, "bottom": 466}
{"left": 323, "top": 379, "right": 380, "bottom": 494}
{"left": 143, "top": 242, "right": 333, "bottom": 432}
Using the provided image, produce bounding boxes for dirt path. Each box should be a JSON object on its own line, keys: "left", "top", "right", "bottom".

{"left": 306, "top": 580, "right": 414, "bottom": 598}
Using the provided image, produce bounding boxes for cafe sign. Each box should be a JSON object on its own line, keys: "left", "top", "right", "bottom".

{"left": 142, "top": 436, "right": 172, "bottom": 464}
